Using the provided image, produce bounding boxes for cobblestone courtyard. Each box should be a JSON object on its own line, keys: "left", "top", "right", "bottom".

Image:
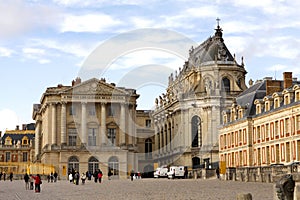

{"left": 0, "top": 178, "right": 275, "bottom": 200}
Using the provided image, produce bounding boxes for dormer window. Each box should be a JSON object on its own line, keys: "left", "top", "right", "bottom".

{"left": 296, "top": 91, "right": 300, "bottom": 102}
{"left": 265, "top": 102, "right": 269, "bottom": 112}
{"left": 274, "top": 99, "right": 279, "bottom": 109}
{"left": 284, "top": 95, "right": 289, "bottom": 105}
{"left": 5, "top": 136, "right": 12, "bottom": 145}
{"left": 22, "top": 136, "right": 29, "bottom": 145}
{"left": 256, "top": 104, "right": 261, "bottom": 114}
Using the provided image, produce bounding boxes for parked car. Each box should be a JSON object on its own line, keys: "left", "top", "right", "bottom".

{"left": 154, "top": 166, "right": 168, "bottom": 178}
{"left": 167, "top": 166, "right": 185, "bottom": 179}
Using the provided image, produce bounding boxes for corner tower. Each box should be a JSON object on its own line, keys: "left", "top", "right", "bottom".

{"left": 151, "top": 20, "right": 247, "bottom": 170}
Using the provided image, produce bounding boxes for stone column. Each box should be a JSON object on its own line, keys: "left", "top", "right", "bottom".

{"left": 35, "top": 120, "right": 41, "bottom": 159}
{"left": 119, "top": 103, "right": 126, "bottom": 145}
{"left": 51, "top": 103, "right": 57, "bottom": 145}
{"left": 154, "top": 123, "right": 158, "bottom": 153}
{"left": 128, "top": 105, "right": 133, "bottom": 145}
{"left": 61, "top": 102, "right": 67, "bottom": 144}
{"left": 81, "top": 102, "right": 87, "bottom": 144}
{"left": 101, "top": 103, "right": 106, "bottom": 145}
{"left": 166, "top": 122, "right": 170, "bottom": 152}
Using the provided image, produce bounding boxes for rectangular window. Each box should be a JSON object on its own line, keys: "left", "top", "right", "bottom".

{"left": 88, "top": 128, "right": 97, "bottom": 146}
{"left": 265, "top": 123, "right": 270, "bottom": 139}
{"left": 108, "top": 105, "right": 116, "bottom": 117}
{"left": 23, "top": 152, "right": 28, "bottom": 162}
{"left": 68, "top": 128, "right": 77, "bottom": 146}
{"left": 108, "top": 128, "right": 116, "bottom": 145}
{"left": 145, "top": 119, "right": 151, "bottom": 128}
{"left": 5, "top": 152, "right": 10, "bottom": 162}
{"left": 89, "top": 106, "right": 96, "bottom": 116}
{"left": 69, "top": 106, "right": 76, "bottom": 115}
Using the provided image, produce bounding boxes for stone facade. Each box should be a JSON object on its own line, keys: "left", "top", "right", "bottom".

{"left": 219, "top": 72, "right": 300, "bottom": 171}
{"left": 32, "top": 77, "right": 154, "bottom": 179}
{"left": 151, "top": 24, "right": 247, "bottom": 169}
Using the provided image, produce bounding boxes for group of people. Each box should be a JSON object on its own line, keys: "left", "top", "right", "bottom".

{"left": 68, "top": 169, "right": 108, "bottom": 185}
{"left": 0, "top": 172, "right": 13, "bottom": 181}
{"left": 24, "top": 173, "right": 42, "bottom": 193}
{"left": 130, "top": 170, "right": 141, "bottom": 181}
{"left": 47, "top": 172, "right": 58, "bottom": 183}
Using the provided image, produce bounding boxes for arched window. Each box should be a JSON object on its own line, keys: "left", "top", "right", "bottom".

{"left": 68, "top": 156, "right": 79, "bottom": 173}
{"left": 222, "top": 77, "right": 230, "bottom": 92}
{"left": 192, "top": 157, "right": 201, "bottom": 169}
{"left": 108, "top": 156, "right": 119, "bottom": 179}
{"left": 145, "top": 138, "right": 152, "bottom": 159}
{"left": 191, "top": 116, "right": 201, "bottom": 147}
{"left": 88, "top": 156, "right": 99, "bottom": 173}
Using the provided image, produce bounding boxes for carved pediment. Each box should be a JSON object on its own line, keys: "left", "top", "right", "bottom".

{"left": 61, "top": 78, "right": 127, "bottom": 96}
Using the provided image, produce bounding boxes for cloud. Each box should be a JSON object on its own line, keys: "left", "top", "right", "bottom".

{"left": 0, "top": 109, "right": 19, "bottom": 134}
{"left": 0, "top": 0, "right": 61, "bottom": 39}
{"left": 60, "top": 13, "right": 122, "bottom": 33}
{"left": 52, "top": 0, "right": 152, "bottom": 7}
{"left": 29, "top": 38, "right": 96, "bottom": 58}
{"left": 0, "top": 47, "right": 14, "bottom": 57}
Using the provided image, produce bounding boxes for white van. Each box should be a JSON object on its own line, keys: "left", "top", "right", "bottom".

{"left": 153, "top": 166, "right": 168, "bottom": 178}
{"left": 167, "top": 166, "right": 185, "bottom": 179}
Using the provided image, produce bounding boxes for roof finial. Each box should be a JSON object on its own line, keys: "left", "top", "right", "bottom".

{"left": 216, "top": 17, "right": 220, "bottom": 28}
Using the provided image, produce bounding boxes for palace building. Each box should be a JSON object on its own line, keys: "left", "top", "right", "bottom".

{"left": 219, "top": 72, "right": 300, "bottom": 169}
{"left": 151, "top": 23, "right": 247, "bottom": 169}
{"left": 0, "top": 124, "right": 35, "bottom": 174}
{"left": 32, "top": 77, "right": 154, "bottom": 179}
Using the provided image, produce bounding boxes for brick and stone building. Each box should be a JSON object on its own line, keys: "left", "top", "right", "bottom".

{"left": 219, "top": 72, "right": 300, "bottom": 171}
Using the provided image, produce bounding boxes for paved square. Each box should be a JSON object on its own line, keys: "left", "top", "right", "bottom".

{"left": 0, "top": 178, "right": 275, "bottom": 200}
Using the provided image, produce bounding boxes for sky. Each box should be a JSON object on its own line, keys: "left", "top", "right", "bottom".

{"left": 1, "top": 0, "right": 300, "bottom": 133}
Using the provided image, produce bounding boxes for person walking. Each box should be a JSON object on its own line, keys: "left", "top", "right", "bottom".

{"left": 81, "top": 173, "right": 86, "bottom": 184}
{"left": 29, "top": 175, "right": 34, "bottom": 190}
{"left": 98, "top": 170, "right": 103, "bottom": 183}
{"left": 24, "top": 173, "right": 30, "bottom": 190}
{"left": 216, "top": 167, "right": 220, "bottom": 179}
{"left": 68, "top": 173, "right": 73, "bottom": 183}
{"left": 0, "top": 172, "right": 2, "bottom": 180}
{"left": 54, "top": 172, "right": 58, "bottom": 182}
{"left": 108, "top": 170, "right": 112, "bottom": 180}
{"left": 9, "top": 172, "right": 13, "bottom": 181}
{"left": 3, "top": 172, "right": 6, "bottom": 181}
{"left": 32, "top": 174, "right": 42, "bottom": 193}
{"left": 130, "top": 170, "right": 134, "bottom": 181}
{"left": 93, "top": 171, "right": 98, "bottom": 183}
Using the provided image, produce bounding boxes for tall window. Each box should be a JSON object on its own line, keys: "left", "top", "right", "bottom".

{"left": 68, "top": 156, "right": 79, "bottom": 173}
{"left": 222, "top": 77, "right": 230, "bottom": 92}
{"left": 145, "top": 119, "right": 151, "bottom": 128}
{"left": 108, "top": 128, "right": 116, "bottom": 145}
{"left": 191, "top": 116, "right": 201, "bottom": 147}
{"left": 5, "top": 152, "right": 10, "bottom": 162}
{"left": 108, "top": 104, "right": 116, "bottom": 117}
{"left": 88, "top": 157, "right": 99, "bottom": 173}
{"left": 69, "top": 105, "right": 76, "bottom": 115}
{"left": 23, "top": 152, "right": 28, "bottom": 162}
{"left": 89, "top": 106, "right": 96, "bottom": 116}
{"left": 88, "top": 128, "right": 97, "bottom": 146}
{"left": 145, "top": 138, "right": 152, "bottom": 159}
{"left": 108, "top": 156, "right": 119, "bottom": 178}
{"left": 68, "top": 129, "right": 77, "bottom": 146}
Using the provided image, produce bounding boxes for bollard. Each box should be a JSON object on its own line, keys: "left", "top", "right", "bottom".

{"left": 275, "top": 174, "right": 295, "bottom": 200}
{"left": 236, "top": 193, "right": 252, "bottom": 200}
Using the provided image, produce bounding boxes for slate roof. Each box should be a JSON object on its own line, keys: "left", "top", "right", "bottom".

{"left": 236, "top": 81, "right": 267, "bottom": 117}
{"left": 189, "top": 25, "right": 237, "bottom": 66}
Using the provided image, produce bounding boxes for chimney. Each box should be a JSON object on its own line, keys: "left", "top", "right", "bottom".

{"left": 75, "top": 77, "right": 81, "bottom": 85}
{"left": 16, "top": 125, "right": 19, "bottom": 130}
{"left": 22, "top": 124, "right": 26, "bottom": 130}
{"left": 266, "top": 79, "right": 281, "bottom": 96}
{"left": 283, "top": 72, "right": 293, "bottom": 89}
